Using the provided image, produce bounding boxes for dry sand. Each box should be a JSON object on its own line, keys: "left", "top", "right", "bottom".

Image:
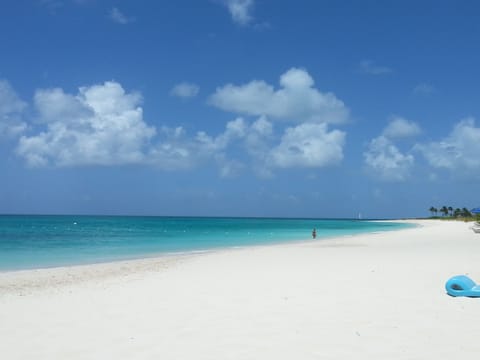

{"left": 1, "top": 220, "right": 480, "bottom": 359}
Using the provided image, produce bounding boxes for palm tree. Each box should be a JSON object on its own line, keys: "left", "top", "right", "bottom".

{"left": 440, "top": 206, "right": 449, "bottom": 217}
{"left": 454, "top": 208, "right": 461, "bottom": 218}
{"left": 429, "top": 206, "right": 436, "bottom": 216}
{"left": 448, "top": 206, "right": 453, "bottom": 217}
{"left": 462, "top": 208, "right": 472, "bottom": 217}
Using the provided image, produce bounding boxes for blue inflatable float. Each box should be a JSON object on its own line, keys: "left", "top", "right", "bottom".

{"left": 445, "top": 275, "right": 480, "bottom": 297}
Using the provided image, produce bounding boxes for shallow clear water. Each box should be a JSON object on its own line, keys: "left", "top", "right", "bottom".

{"left": 0, "top": 215, "right": 413, "bottom": 271}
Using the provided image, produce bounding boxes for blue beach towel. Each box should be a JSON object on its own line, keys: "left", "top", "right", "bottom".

{"left": 445, "top": 275, "right": 480, "bottom": 297}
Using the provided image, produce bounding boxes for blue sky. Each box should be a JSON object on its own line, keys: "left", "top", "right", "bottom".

{"left": 1, "top": 0, "right": 480, "bottom": 218}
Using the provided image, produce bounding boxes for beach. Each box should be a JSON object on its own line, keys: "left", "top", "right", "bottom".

{"left": 1, "top": 219, "right": 480, "bottom": 359}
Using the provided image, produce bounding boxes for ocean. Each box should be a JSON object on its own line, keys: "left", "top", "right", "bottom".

{"left": 0, "top": 215, "right": 413, "bottom": 271}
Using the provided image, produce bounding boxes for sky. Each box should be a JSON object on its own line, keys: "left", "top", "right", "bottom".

{"left": 1, "top": 0, "right": 480, "bottom": 218}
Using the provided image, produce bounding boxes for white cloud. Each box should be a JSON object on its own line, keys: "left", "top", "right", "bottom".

{"left": 223, "top": 0, "right": 254, "bottom": 26}
{"left": 363, "top": 115, "right": 420, "bottom": 181}
{"left": 209, "top": 68, "right": 349, "bottom": 124}
{"left": 11, "top": 77, "right": 269, "bottom": 173}
{"left": 109, "top": 7, "right": 135, "bottom": 24}
{"left": 0, "top": 80, "right": 28, "bottom": 138}
{"left": 415, "top": 118, "right": 480, "bottom": 172}
{"left": 364, "top": 135, "right": 414, "bottom": 181}
{"left": 34, "top": 87, "right": 93, "bottom": 123}
{"left": 146, "top": 126, "right": 198, "bottom": 170}
{"left": 359, "top": 60, "right": 392, "bottom": 75}
{"left": 17, "top": 81, "right": 156, "bottom": 167}
{"left": 0, "top": 80, "right": 26, "bottom": 113}
{"left": 170, "top": 82, "right": 200, "bottom": 98}
{"left": 195, "top": 117, "right": 247, "bottom": 152}
{"left": 9, "top": 75, "right": 348, "bottom": 176}
{"left": 250, "top": 115, "right": 273, "bottom": 136}
{"left": 245, "top": 116, "right": 273, "bottom": 155}
{"left": 148, "top": 118, "right": 248, "bottom": 171}
{"left": 413, "top": 83, "right": 435, "bottom": 95}
{"left": 268, "top": 123, "right": 345, "bottom": 168}
{"left": 383, "top": 116, "right": 421, "bottom": 139}
{"left": 148, "top": 116, "right": 346, "bottom": 174}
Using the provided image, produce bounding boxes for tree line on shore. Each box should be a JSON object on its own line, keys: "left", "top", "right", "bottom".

{"left": 428, "top": 206, "right": 473, "bottom": 218}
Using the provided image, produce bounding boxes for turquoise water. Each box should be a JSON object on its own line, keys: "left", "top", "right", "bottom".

{"left": 0, "top": 215, "right": 413, "bottom": 271}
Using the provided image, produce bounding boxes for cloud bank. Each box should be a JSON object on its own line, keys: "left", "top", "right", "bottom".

{"left": 11, "top": 70, "right": 349, "bottom": 174}
{"left": 10, "top": 73, "right": 480, "bottom": 182}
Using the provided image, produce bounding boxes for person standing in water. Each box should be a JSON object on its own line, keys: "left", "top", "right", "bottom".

{"left": 312, "top": 228, "right": 316, "bottom": 239}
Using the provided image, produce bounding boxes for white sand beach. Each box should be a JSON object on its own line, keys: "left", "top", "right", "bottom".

{"left": 1, "top": 219, "right": 480, "bottom": 359}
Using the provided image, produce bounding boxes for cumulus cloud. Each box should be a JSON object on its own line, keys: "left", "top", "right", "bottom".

{"left": 364, "top": 135, "right": 414, "bottom": 181}
{"left": 170, "top": 82, "right": 200, "bottom": 98}
{"left": 9, "top": 75, "right": 349, "bottom": 176}
{"left": 0, "top": 80, "right": 28, "bottom": 138}
{"left": 148, "top": 116, "right": 345, "bottom": 174}
{"left": 34, "top": 87, "right": 93, "bottom": 123}
{"left": 415, "top": 118, "right": 480, "bottom": 173}
{"left": 238, "top": 116, "right": 274, "bottom": 176}
{"left": 17, "top": 81, "right": 156, "bottom": 167}
{"left": 244, "top": 116, "right": 273, "bottom": 156}
{"left": 382, "top": 116, "right": 421, "bottom": 139}
{"left": 194, "top": 117, "right": 345, "bottom": 172}
{"left": 146, "top": 126, "right": 198, "bottom": 170}
{"left": 148, "top": 118, "right": 248, "bottom": 171}
{"left": 363, "top": 116, "right": 418, "bottom": 181}
{"left": 209, "top": 68, "right": 349, "bottom": 124}
{"left": 10, "top": 77, "right": 266, "bottom": 173}
{"left": 268, "top": 123, "right": 345, "bottom": 168}
{"left": 109, "top": 7, "right": 135, "bottom": 24}
{"left": 195, "top": 117, "right": 247, "bottom": 153}
{"left": 359, "top": 60, "right": 392, "bottom": 75}
{"left": 222, "top": 0, "right": 254, "bottom": 26}
{"left": 209, "top": 69, "right": 350, "bottom": 171}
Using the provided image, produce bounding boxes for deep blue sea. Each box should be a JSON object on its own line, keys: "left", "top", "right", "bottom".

{"left": 0, "top": 215, "right": 413, "bottom": 271}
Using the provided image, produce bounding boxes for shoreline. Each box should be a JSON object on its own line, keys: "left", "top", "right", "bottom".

{"left": 2, "top": 219, "right": 480, "bottom": 359}
{"left": 0, "top": 219, "right": 419, "bottom": 294}
{"left": 0, "top": 218, "right": 415, "bottom": 275}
